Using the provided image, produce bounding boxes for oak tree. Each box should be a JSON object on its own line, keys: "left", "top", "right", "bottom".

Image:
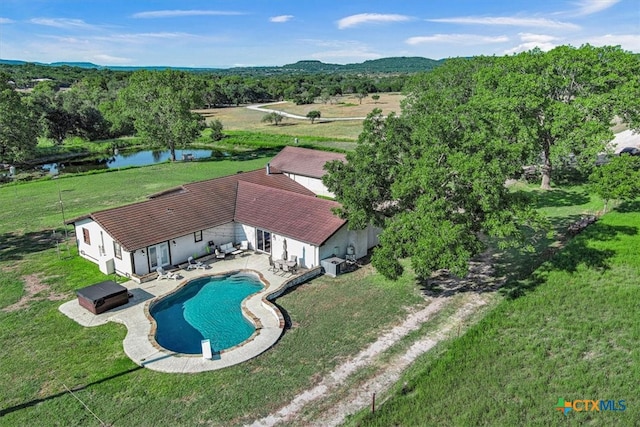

{"left": 324, "top": 57, "right": 543, "bottom": 281}
{"left": 118, "top": 70, "right": 204, "bottom": 161}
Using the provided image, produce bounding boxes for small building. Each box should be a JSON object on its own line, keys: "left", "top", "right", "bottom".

{"left": 67, "top": 147, "right": 378, "bottom": 281}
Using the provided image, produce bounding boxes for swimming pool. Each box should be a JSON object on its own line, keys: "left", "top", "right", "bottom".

{"left": 150, "top": 273, "right": 264, "bottom": 354}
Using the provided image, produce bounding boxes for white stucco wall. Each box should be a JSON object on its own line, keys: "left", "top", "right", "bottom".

{"left": 73, "top": 218, "right": 132, "bottom": 277}
{"left": 235, "top": 223, "right": 255, "bottom": 250}
{"left": 319, "top": 224, "right": 380, "bottom": 262}
{"left": 284, "top": 172, "right": 335, "bottom": 198}
{"left": 271, "top": 233, "right": 316, "bottom": 269}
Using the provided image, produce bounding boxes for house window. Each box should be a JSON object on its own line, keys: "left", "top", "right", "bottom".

{"left": 194, "top": 230, "right": 203, "bottom": 242}
{"left": 113, "top": 242, "right": 122, "bottom": 259}
{"left": 82, "top": 228, "right": 91, "bottom": 244}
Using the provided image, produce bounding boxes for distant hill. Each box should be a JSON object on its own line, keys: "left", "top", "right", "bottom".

{"left": 0, "top": 57, "right": 443, "bottom": 75}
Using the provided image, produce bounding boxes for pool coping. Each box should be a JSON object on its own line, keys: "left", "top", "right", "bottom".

{"left": 59, "top": 253, "right": 321, "bottom": 373}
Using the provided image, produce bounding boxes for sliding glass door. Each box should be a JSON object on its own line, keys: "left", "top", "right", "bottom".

{"left": 256, "top": 229, "right": 271, "bottom": 253}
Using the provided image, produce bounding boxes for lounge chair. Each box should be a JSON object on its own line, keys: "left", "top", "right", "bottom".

{"left": 157, "top": 267, "right": 178, "bottom": 280}
{"left": 240, "top": 240, "right": 249, "bottom": 251}
{"left": 215, "top": 248, "right": 226, "bottom": 260}
{"left": 186, "top": 256, "right": 206, "bottom": 270}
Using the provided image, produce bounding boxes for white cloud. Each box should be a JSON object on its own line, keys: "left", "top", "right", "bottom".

{"left": 132, "top": 10, "right": 244, "bottom": 19}
{"left": 94, "top": 32, "right": 207, "bottom": 45}
{"left": 30, "top": 18, "right": 102, "bottom": 30}
{"left": 580, "top": 33, "right": 640, "bottom": 51}
{"left": 428, "top": 16, "right": 580, "bottom": 30}
{"left": 518, "top": 33, "right": 559, "bottom": 43}
{"left": 406, "top": 34, "right": 509, "bottom": 45}
{"left": 270, "top": 15, "right": 293, "bottom": 23}
{"left": 503, "top": 33, "right": 560, "bottom": 54}
{"left": 93, "top": 54, "right": 131, "bottom": 64}
{"left": 337, "top": 13, "right": 411, "bottom": 29}
{"left": 0, "top": 17, "right": 15, "bottom": 24}
{"left": 504, "top": 42, "right": 557, "bottom": 54}
{"left": 572, "top": 0, "right": 620, "bottom": 16}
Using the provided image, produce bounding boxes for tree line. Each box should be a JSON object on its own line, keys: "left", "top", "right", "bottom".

{"left": 0, "top": 64, "right": 407, "bottom": 164}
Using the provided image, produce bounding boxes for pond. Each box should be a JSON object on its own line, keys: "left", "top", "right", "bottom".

{"left": 38, "top": 148, "right": 227, "bottom": 175}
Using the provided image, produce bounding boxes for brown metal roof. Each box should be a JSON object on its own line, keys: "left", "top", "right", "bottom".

{"left": 269, "top": 146, "right": 346, "bottom": 179}
{"left": 234, "top": 181, "right": 346, "bottom": 246}
{"left": 87, "top": 169, "right": 316, "bottom": 251}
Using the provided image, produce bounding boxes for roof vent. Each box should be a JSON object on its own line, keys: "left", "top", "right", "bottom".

{"left": 266, "top": 162, "right": 271, "bottom": 175}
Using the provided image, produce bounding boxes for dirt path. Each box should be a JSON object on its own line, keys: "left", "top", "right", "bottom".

{"left": 309, "top": 294, "right": 489, "bottom": 427}
{"left": 246, "top": 102, "right": 367, "bottom": 121}
{"left": 248, "top": 248, "right": 504, "bottom": 427}
{"left": 248, "top": 293, "right": 489, "bottom": 427}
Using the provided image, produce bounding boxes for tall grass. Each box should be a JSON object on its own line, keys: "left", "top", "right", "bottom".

{"left": 346, "top": 207, "right": 640, "bottom": 426}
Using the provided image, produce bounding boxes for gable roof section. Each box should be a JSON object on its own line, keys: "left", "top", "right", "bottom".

{"left": 88, "top": 169, "right": 315, "bottom": 251}
{"left": 234, "top": 181, "right": 346, "bottom": 246}
{"left": 269, "top": 146, "right": 346, "bottom": 179}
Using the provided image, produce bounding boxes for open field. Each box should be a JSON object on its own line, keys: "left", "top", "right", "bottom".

{"left": 195, "top": 92, "right": 405, "bottom": 141}
{"left": 347, "top": 204, "right": 640, "bottom": 426}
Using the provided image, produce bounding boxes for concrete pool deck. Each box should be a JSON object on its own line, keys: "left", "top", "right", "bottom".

{"left": 59, "top": 253, "right": 312, "bottom": 373}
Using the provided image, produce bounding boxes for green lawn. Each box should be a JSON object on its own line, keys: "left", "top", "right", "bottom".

{"left": 0, "top": 155, "right": 272, "bottom": 236}
{"left": 0, "top": 252, "right": 426, "bottom": 425}
{"left": 2, "top": 155, "right": 628, "bottom": 426}
{"left": 346, "top": 203, "right": 640, "bottom": 426}
{"left": 0, "top": 157, "right": 428, "bottom": 425}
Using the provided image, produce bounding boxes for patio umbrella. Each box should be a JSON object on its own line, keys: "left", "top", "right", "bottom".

{"left": 282, "top": 238, "right": 288, "bottom": 261}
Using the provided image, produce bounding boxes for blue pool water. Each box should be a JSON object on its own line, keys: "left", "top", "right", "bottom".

{"left": 150, "top": 273, "right": 264, "bottom": 354}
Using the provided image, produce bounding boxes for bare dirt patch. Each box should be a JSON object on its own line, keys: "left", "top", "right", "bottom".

{"left": 2, "top": 273, "right": 68, "bottom": 313}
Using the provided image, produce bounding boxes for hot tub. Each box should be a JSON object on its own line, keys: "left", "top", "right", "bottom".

{"left": 76, "top": 280, "right": 129, "bottom": 314}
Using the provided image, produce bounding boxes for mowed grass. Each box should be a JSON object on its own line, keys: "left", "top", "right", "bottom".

{"left": 197, "top": 93, "right": 404, "bottom": 141}
{"left": 0, "top": 156, "right": 427, "bottom": 425}
{"left": 0, "top": 251, "right": 427, "bottom": 426}
{"left": 0, "top": 156, "right": 272, "bottom": 237}
{"left": 346, "top": 204, "right": 640, "bottom": 426}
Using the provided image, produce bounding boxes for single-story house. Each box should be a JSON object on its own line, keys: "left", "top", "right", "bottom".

{"left": 68, "top": 147, "right": 378, "bottom": 281}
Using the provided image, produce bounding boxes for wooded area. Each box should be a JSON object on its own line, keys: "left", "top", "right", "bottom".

{"left": 323, "top": 45, "right": 640, "bottom": 280}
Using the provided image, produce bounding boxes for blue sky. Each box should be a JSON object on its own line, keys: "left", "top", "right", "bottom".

{"left": 1, "top": 0, "right": 638, "bottom": 67}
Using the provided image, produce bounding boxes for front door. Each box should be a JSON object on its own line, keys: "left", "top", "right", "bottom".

{"left": 256, "top": 229, "right": 271, "bottom": 253}
{"left": 148, "top": 242, "right": 170, "bottom": 270}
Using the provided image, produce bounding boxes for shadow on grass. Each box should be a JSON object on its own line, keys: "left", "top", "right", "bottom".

{"left": 615, "top": 200, "right": 640, "bottom": 213}
{"left": 500, "top": 221, "right": 637, "bottom": 299}
{"left": 0, "top": 365, "right": 143, "bottom": 417}
{"left": 532, "top": 188, "right": 591, "bottom": 209}
{"left": 0, "top": 230, "right": 61, "bottom": 261}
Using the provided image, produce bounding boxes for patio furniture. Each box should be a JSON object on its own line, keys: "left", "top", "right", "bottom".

{"left": 268, "top": 255, "right": 277, "bottom": 272}
{"left": 274, "top": 259, "right": 286, "bottom": 274}
{"left": 186, "top": 256, "right": 206, "bottom": 270}
{"left": 157, "top": 267, "right": 179, "bottom": 280}
{"left": 215, "top": 248, "right": 226, "bottom": 260}
{"left": 286, "top": 260, "right": 298, "bottom": 274}
{"left": 240, "top": 240, "right": 249, "bottom": 251}
{"left": 220, "top": 242, "right": 235, "bottom": 255}
{"left": 282, "top": 262, "right": 291, "bottom": 275}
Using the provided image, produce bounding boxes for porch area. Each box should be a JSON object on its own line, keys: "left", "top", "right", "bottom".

{"left": 59, "top": 252, "right": 322, "bottom": 373}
